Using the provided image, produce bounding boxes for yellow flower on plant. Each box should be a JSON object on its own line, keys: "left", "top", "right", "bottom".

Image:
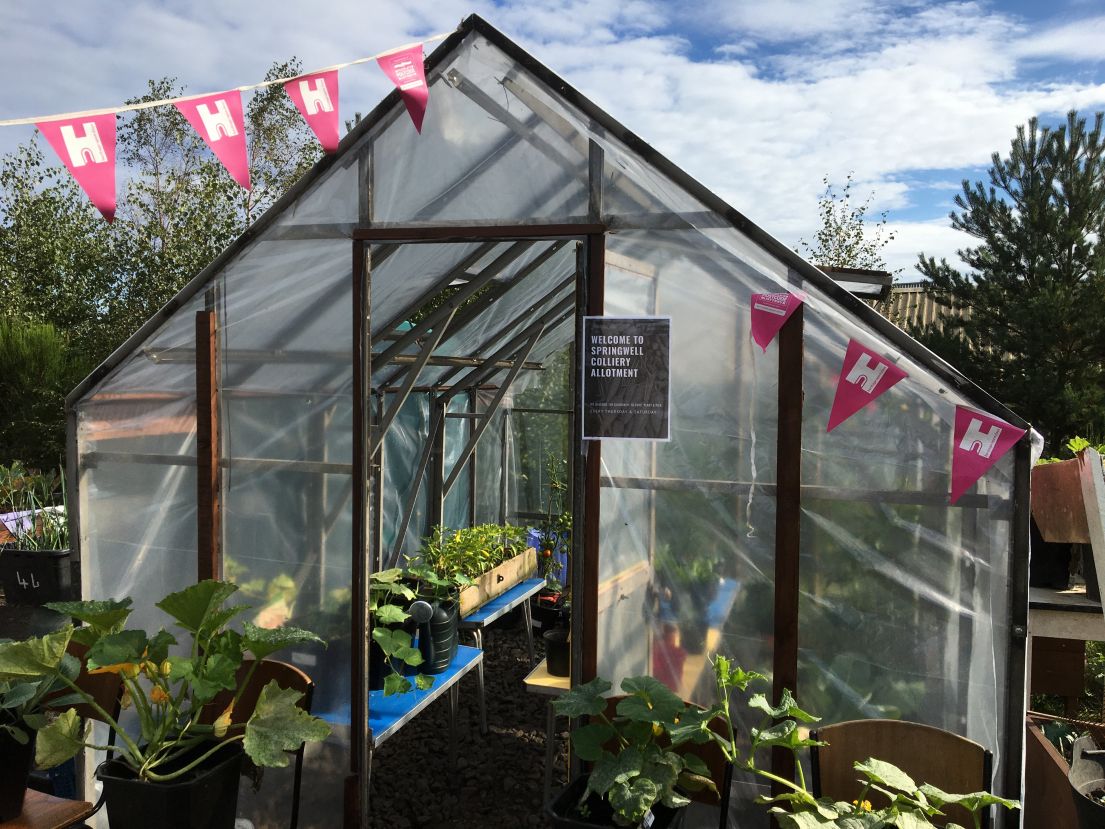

{"left": 852, "top": 799, "right": 873, "bottom": 812}
{"left": 88, "top": 662, "right": 139, "bottom": 677}
{"left": 213, "top": 702, "right": 235, "bottom": 738}
{"left": 149, "top": 686, "right": 171, "bottom": 706}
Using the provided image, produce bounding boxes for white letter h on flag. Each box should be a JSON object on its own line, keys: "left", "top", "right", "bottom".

{"left": 960, "top": 418, "right": 1001, "bottom": 458}
{"left": 60, "top": 122, "right": 106, "bottom": 167}
{"left": 197, "top": 99, "right": 238, "bottom": 141}
{"left": 298, "top": 79, "right": 333, "bottom": 114}
{"left": 844, "top": 353, "right": 888, "bottom": 394}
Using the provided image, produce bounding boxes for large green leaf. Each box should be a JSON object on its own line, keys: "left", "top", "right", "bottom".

{"left": 748, "top": 689, "right": 819, "bottom": 723}
{"left": 44, "top": 598, "right": 132, "bottom": 636}
{"left": 241, "top": 623, "right": 323, "bottom": 661}
{"left": 892, "top": 810, "right": 936, "bottom": 829}
{"left": 383, "top": 672, "right": 412, "bottom": 696}
{"left": 551, "top": 676, "right": 611, "bottom": 718}
{"left": 667, "top": 706, "right": 718, "bottom": 746}
{"left": 771, "top": 810, "right": 849, "bottom": 828}
{"left": 373, "top": 604, "right": 409, "bottom": 625}
{"left": 0, "top": 627, "right": 72, "bottom": 679}
{"left": 1, "top": 680, "right": 39, "bottom": 710}
{"left": 616, "top": 675, "right": 685, "bottom": 724}
{"left": 155, "top": 580, "right": 239, "bottom": 633}
{"left": 571, "top": 721, "right": 615, "bottom": 761}
{"left": 856, "top": 758, "right": 917, "bottom": 793}
{"left": 242, "top": 681, "right": 330, "bottom": 767}
{"left": 606, "top": 775, "right": 660, "bottom": 824}
{"left": 588, "top": 747, "right": 644, "bottom": 799}
{"left": 35, "top": 708, "right": 86, "bottom": 769}
{"left": 144, "top": 629, "right": 178, "bottom": 664}
{"left": 917, "top": 784, "right": 1019, "bottom": 813}
{"left": 85, "top": 630, "right": 147, "bottom": 671}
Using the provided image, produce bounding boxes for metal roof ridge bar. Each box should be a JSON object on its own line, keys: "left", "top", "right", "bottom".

{"left": 373, "top": 240, "right": 539, "bottom": 365}
{"left": 375, "top": 241, "right": 570, "bottom": 388}
{"left": 443, "top": 293, "right": 574, "bottom": 394}
{"left": 371, "top": 241, "right": 500, "bottom": 344}
{"left": 440, "top": 325, "right": 544, "bottom": 499}
{"left": 352, "top": 222, "right": 605, "bottom": 242}
{"left": 433, "top": 271, "right": 576, "bottom": 388}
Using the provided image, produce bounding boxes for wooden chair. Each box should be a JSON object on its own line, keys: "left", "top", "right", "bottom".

{"left": 811, "top": 719, "right": 993, "bottom": 829}
{"left": 202, "top": 659, "right": 315, "bottom": 829}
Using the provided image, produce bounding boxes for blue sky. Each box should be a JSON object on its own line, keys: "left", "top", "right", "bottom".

{"left": 1, "top": 0, "right": 1103, "bottom": 275}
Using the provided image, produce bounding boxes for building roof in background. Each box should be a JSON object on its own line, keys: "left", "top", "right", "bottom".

{"left": 870, "top": 279, "right": 968, "bottom": 330}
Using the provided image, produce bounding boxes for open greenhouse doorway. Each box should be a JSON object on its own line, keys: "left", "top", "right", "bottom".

{"left": 347, "top": 225, "right": 604, "bottom": 823}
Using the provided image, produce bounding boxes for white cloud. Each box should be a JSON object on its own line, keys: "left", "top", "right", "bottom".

{"left": 0, "top": 0, "right": 1103, "bottom": 272}
{"left": 1013, "top": 15, "right": 1105, "bottom": 61}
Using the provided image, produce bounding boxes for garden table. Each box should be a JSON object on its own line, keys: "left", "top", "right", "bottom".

{"left": 460, "top": 576, "right": 545, "bottom": 734}
{"left": 367, "top": 644, "right": 484, "bottom": 775}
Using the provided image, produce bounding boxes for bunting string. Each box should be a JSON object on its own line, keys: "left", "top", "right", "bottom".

{"left": 0, "top": 31, "right": 454, "bottom": 127}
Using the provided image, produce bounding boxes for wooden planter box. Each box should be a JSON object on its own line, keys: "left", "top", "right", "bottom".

{"left": 458, "top": 547, "right": 537, "bottom": 616}
{"left": 1025, "top": 712, "right": 1105, "bottom": 829}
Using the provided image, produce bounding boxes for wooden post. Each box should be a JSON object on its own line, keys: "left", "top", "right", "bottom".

{"left": 195, "top": 310, "right": 220, "bottom": 582}
{"left": 771, "top": 305, "right": 803, "bottom": 791}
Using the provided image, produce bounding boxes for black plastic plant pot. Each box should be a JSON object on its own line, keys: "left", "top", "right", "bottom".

{"left": 422, "top": 600, "right": 459, "bottom": 674}
{"left": 0, "top": 726, "right": 35, "bottom": 821}
{"left": 96, "top": 743, "right": 244, "bottom": 829}
{"left": 532, "top": 592, "right": 568, "bottom": 631}
{"left": 548, "top": 775, "right": 686, "bottom": 829}
{"left": 1069, "top": 735, "right": 1105, "bottom": 828}
{"left": 544, "top": 628, "right": 571, "bottom": 677}
{"left": 0, "top": 548, "right": 72, "bottom": 605}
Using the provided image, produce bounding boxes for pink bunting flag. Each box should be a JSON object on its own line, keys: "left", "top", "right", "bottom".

{"left": 950, "top": 406, "right": 1025, "bottom": 504}
{"left": 826, "top": 339, "right": 908, "bottom": 432}
{"left": 750, "top": 291, "right": 804, "bottom": 352}
{"left": 175, "top": 91, "right": 251, "bottom": 189}
{"left": 36, "top": 114, "right": 117, "bottom": 222}
{"left": 377, "top": 44, "right": 428, "bottom": 132}
{"left": 284, "top": 70, "right": 340, "bottom": 153}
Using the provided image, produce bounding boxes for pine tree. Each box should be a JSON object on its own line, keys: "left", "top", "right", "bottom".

{"left": 911, "top": 111, "right": 1105, "bottom": 448}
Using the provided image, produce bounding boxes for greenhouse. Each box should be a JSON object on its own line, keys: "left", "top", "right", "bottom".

{"left": 65, "top": 14, "right": 1034, "bottom": 828}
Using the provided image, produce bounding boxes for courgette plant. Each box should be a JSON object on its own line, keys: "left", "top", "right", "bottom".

{"left": 0, "top": 580, "right": 331, "bottom": 782}
{"left": 369, "top": 568, "right": 433, "bottom": 696}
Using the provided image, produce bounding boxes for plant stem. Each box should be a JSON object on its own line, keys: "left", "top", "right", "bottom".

{"left": 142, "top": 735, "right": 243, "bottom": 782}
{"left": 56, "top": 673, "right": 144, "bottom": 764}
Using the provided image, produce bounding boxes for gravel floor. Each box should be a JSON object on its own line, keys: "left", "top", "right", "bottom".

{"left": 367, "top": 611, "right": 567, "bottom": 828}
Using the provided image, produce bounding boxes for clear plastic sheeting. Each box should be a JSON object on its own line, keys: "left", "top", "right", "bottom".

{"left": 68, "top": 19, "right": 1029, "bottom": 829}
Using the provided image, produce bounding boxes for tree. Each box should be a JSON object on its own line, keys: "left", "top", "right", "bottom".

{"left": 798, "top": 172, "right": 897, "bottom": 271}
{"left": 0, "top": 317, "right": 92, "bottom": 469}
{"left": 0, "top": 59, "right": 324, "bottom": 467}
{"left": 911, "top": 111, "right": 1105, "bottom": 447}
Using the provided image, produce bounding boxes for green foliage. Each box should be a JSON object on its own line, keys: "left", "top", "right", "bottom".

{"left": 415, "top": 523, "right": 529, "bottom": 582}
{"left": 241, "top": 681, "right": 331, "bottom": 767}
{"left": 1035, "top": 435, "right": 1105, "bottom": 464}
{"left": 551, "top": 673, "right": 716, "bottom": 826}
{"left": 0, "top": 61, "right": 324, "bottom": 469}
{"left": 0, "top": 320, "right": 92, "bottom": 470}
{"left": 27, "top": 579, "right": 329, "bottom": 782}
{"left": 797, "top": 173, "right": 897, "bottom": 272}
{"left": 0, "top": 461, "right": 68, "bottom": 550}
{"left": 912, "top": 111, "right": 1105, "bottom": 449}
{"left": 367, "top": 568, "right": 432, "bottom": 696}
